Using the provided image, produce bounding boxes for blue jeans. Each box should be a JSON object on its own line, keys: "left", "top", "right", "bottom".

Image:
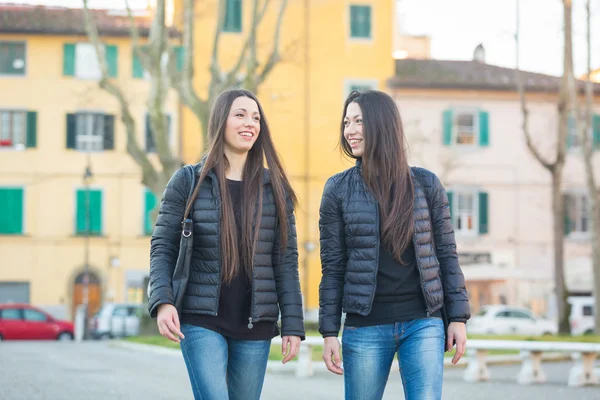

{"left": 342, "top": 318, "right": 445, "bottom": 400}
{"left": 179, "top": 324, "right": 271, "bottom": 400}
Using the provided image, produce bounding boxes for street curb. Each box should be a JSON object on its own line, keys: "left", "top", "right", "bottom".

{"left": 112, "top": 340, "right": 573, "bottom": 371}
{"left": 110, "top": 340, "right": 183, "bottom": 357}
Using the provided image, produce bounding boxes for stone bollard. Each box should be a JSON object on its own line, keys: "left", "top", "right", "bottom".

{"left": 295, "top": 344, "right": 314, "bottom": 378}
{"left": 463, "top": 348, "right": 490, "bottom": 383}
{"left": 517, "top": 351, "right": 546, "bottom": 384}
{"left": 568, "top": 352, "right": 600, "bottom": 387}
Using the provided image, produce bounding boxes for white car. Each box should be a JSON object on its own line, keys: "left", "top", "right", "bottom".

{"left": 89, "top": 303, "right": 142, "bottom": 339}
{"left": 468, "top": 305, "right": 557, "bottom": 336}
{"left": 568, "top": 296, "right": 595, "bottom": 335}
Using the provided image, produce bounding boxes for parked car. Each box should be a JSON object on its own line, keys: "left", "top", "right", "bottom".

{"left": 467, "top": 305, "right": 557, "bottom": 336}
{"left": 89, "top": 303, "right": 142, "bottom": 339}
{"left": 569, "top": 296, "right": 595, "bottom": 335}
{"left": 0, "top": 303, "right": 74, "bottom": 341}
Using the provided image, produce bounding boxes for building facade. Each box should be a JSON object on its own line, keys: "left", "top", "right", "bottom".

{"left": 0, "top": 5, "right": 180, "bottom": 320}
{"left": 390, "top": 58, "right": 600, "bottom": 315}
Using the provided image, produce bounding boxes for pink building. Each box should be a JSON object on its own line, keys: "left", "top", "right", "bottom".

{"left": 388, "top": 58, "right": 600, "bottom": 315}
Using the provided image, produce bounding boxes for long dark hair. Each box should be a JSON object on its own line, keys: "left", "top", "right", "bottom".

{"left": 187, "top": 89, "right": 297, "bottom": 283}
{"left": 340, "top": 90, "right": 414, "bottom": 264}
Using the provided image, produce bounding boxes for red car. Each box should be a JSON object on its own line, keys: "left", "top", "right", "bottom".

{"left": 0, "top": 303, "right": 74, "bottom": 341}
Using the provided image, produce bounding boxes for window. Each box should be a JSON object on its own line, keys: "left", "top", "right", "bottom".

{"left": 145, "top": 113, "right": 172, "bottom": 153}
{"left": 63, "top": 43, "right": 118, "bottom": 79}
{"left": 223, "top": 0, "right": 242, "bottom": 32}
{"left": 75, "top": 189, "right": 103, "bottom": 236}
{"left": 0, "top": 41, "right": 26, "bottom": 75}
{"left": 350, "top": 5, "right": 372, "bottom": 39}
{"left": 509, "top": 311, "right": 535, "bottom": 321}
{"left": 112, "top": 307, "right": 129, "bottom": 317}
{"left": 344, "top": 79, "right": 378, "bottom": 98}
{"left": 495, "top": 311, "right": 510, "bottom": 318}
{"left": 144, "top": 189, "right": 158, "bottom": 235}
{"left": 0, "top": 111, "right": 25, "bottom": 149}
{"left": 447, "top": 189, "right": 489, "bottom": 235}
{"left": 582, "top": 305, "right": 593, "bottom": 317}
{"left": 0, "top": 308, "right": 21, "bottom": 320}
{"left": 0, "top": 188, "right": 24, "bottom": 234}
{"left": 567, "top": 114, "right": 600, "bottom": 150}
{"left": 0, "top": 110, "right": 37, "bottom": 150}
{"left": 23, "top": 309, "right": 47, "bottom": 322}
{"left": 564, "top": 193, "right": 589, "bottom": 235}
{"left": 66, "top": 113, "right": 115, "bottom": 152}
{"left": 443, "top": 108, "right": 489, "bottom": 147}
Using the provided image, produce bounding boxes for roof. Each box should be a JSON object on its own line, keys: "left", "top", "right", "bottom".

{"left": 388, "top": 59, "right": 600, "bottom": 95}
{"left": 0, "top": 4, "right": 180, "bottom": 38}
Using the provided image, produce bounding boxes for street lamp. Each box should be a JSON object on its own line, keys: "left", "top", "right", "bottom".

{"left": 82, "top": 153, "right": 93, "bottom": 339}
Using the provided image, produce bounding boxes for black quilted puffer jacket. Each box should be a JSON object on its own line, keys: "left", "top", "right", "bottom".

{"left": 148, "top": 162, "right": 305, "bottom": 339}
{"left": 318, "top": 162, "right": 471, "bottom": 337}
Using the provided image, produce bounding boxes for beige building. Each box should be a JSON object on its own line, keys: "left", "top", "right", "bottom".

{"left": 389, "top": 56, "right": 600, "bottom": 315}
{"left": 0, "top": 5, "right": 180, "bottom": 320}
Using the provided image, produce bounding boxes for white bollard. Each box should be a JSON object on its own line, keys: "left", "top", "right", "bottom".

{"left": 568, "top": 352, "right": 600, "bottom": 387}
{"left": 517, "top": 351, "right": 546, "bottom": 384}
{"left": 295, "top": 344, "right": 314, "bottom": 378}
{"left": 74, "top": 305, "right": 86, "bottom": 342}
{"left": 463, "top": 349, "right": 490, "bottom": 383}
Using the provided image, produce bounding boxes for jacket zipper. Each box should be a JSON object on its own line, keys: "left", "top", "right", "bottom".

{"left": 413, "top": 186, "right": 432, "bottom": 317}
{"left": 365, "top": 202, "right": 380, "bottom": 315}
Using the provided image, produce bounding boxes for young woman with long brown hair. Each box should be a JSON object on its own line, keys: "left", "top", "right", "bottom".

{"left": 148, "top": 89, "right": 304, "bottom": 400}
{"left": 318, "top": 90, "right": 470, "bottom": 400}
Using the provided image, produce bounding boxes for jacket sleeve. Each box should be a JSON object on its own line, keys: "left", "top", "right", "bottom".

{"left": 318, "top": 178, "right": 347, "bottom": 338}
{"left": 272, "top": 194, "right": 306, "bottom": 340}
{"left": 148, "top": 167, "right": 191, "bottom": 318}
{"left": 430, "top": 173, "right": 471, "bottom": 323}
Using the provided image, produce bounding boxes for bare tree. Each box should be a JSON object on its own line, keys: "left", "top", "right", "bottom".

{"left": 576, "top": 0, "right": 600, "bottom": 334}
{"left": 82, "top": 0, "right": 290, "bottom": 207}
{"left": 515, "top": 0, "right": 571, "bottom": 333}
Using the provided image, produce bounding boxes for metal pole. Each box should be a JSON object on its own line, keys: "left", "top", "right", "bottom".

{"left": 82, "top": 151, "right": 91, "bottom": 339}
{"left": 302, "top": 0, "right": 311, "bottom": 314}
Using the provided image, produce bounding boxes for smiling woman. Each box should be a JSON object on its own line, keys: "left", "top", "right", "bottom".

{"left": 147, "top": 89, "right": 305, "bottom": 400}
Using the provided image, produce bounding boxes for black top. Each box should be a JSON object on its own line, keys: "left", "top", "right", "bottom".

{"left": 181, "top": 179, "right": 279, "bottom": 340}
{"left": 345, "top": 241, "right": 441, "bottom": 327}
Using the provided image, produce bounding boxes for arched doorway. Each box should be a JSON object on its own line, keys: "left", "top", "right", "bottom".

{"left": 72, "top": 271, "right": 102, "bottom": 319}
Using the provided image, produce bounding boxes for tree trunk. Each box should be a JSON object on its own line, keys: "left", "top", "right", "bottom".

{"left": 552, "top": 172, "right": 571, "bottom": 333}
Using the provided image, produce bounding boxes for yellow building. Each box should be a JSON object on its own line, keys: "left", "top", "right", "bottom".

{"left": 176, "top": 0, "right": 396, "bottom": 313}
{"left": 0, "top": 5, "right": 181, "bottom": 320}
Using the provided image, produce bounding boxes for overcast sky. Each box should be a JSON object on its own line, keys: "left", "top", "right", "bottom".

{"left": 3, "top": 0, "right": 599, "bottom": 77}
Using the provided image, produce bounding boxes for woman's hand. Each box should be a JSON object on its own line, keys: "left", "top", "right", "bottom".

{"left": 322, "top": 337, "right": 343, "bottom": 375}
{"left": 157, "top": 304, "right": 185, "bottom": 343}
{"left": 447, "top": 322, "right": 467, "bottom": 364}
{"left": 282, "top": 336, "right": 301, "bottom": 364}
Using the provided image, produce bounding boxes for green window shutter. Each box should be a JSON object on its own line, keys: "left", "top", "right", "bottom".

{"left": 76, "top": 189, "right": 102, "bottom": 235}
{"left": 479, "top": 110, "right": 489, "bottom": 147}
{"left": 26, "top": 111, "right": 37, "bottom": 148}
{"left": 105, "top": 45, "right": 118, "bottom": 78}
{"left": 144, "top": 189, "right": 158, "bottom": 235}
{"left": 66, "top": 113, "right": 77, "bottom": 149}
{"left": 443, "top": 109, "right": 453, "bottom": 146}
{"left": 0, "top": 188, "right": 24, "bottom": 234}
{"left": 592, "top": 114, "right": 600, "bottom": 150}
{"left": 350, "top": 6, "right": 371, "bottom": 38}
{"left": 132, "top": 49, "right": 144, "bottom": 78}
{"left": 446, "top": 190, "right": 453, "bottom": 224}
{"left": 478, "top": 192, "right": 489, "bottom": 234}
{"left": 563, "top": 194, "right": 571, "bottom": 236}
{"left": 174, "top": 46, "right": 184, "bottom": 72}
{"left": 223, "top": 0, "right": 242, "bottom": 32}
{"left": 63, "top": 43, "right": 76, "bottom": 76}
{"left": 103, "top": 114, "right": 115, "bottom": 150}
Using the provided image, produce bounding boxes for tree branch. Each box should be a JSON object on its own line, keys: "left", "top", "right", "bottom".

{"left": 222, "top": 0, "right": 270, "bottom": 90}
{"left": 258, "top": 0, "right": 289, "bottom": 85}
{"left": 515, "top": 2, "right": 553, "bottom": 172}
{"left": 81, "top": 0, "right": 158, "bottom": 185}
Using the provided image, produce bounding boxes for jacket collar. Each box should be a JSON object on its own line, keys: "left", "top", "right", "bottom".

{"left": 355, "top": 157, "right": 416, "bottom": 178}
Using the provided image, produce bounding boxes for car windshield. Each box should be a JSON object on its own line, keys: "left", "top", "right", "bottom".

{"left": 476, "top": 308, "right": 488, "bottom": 316}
